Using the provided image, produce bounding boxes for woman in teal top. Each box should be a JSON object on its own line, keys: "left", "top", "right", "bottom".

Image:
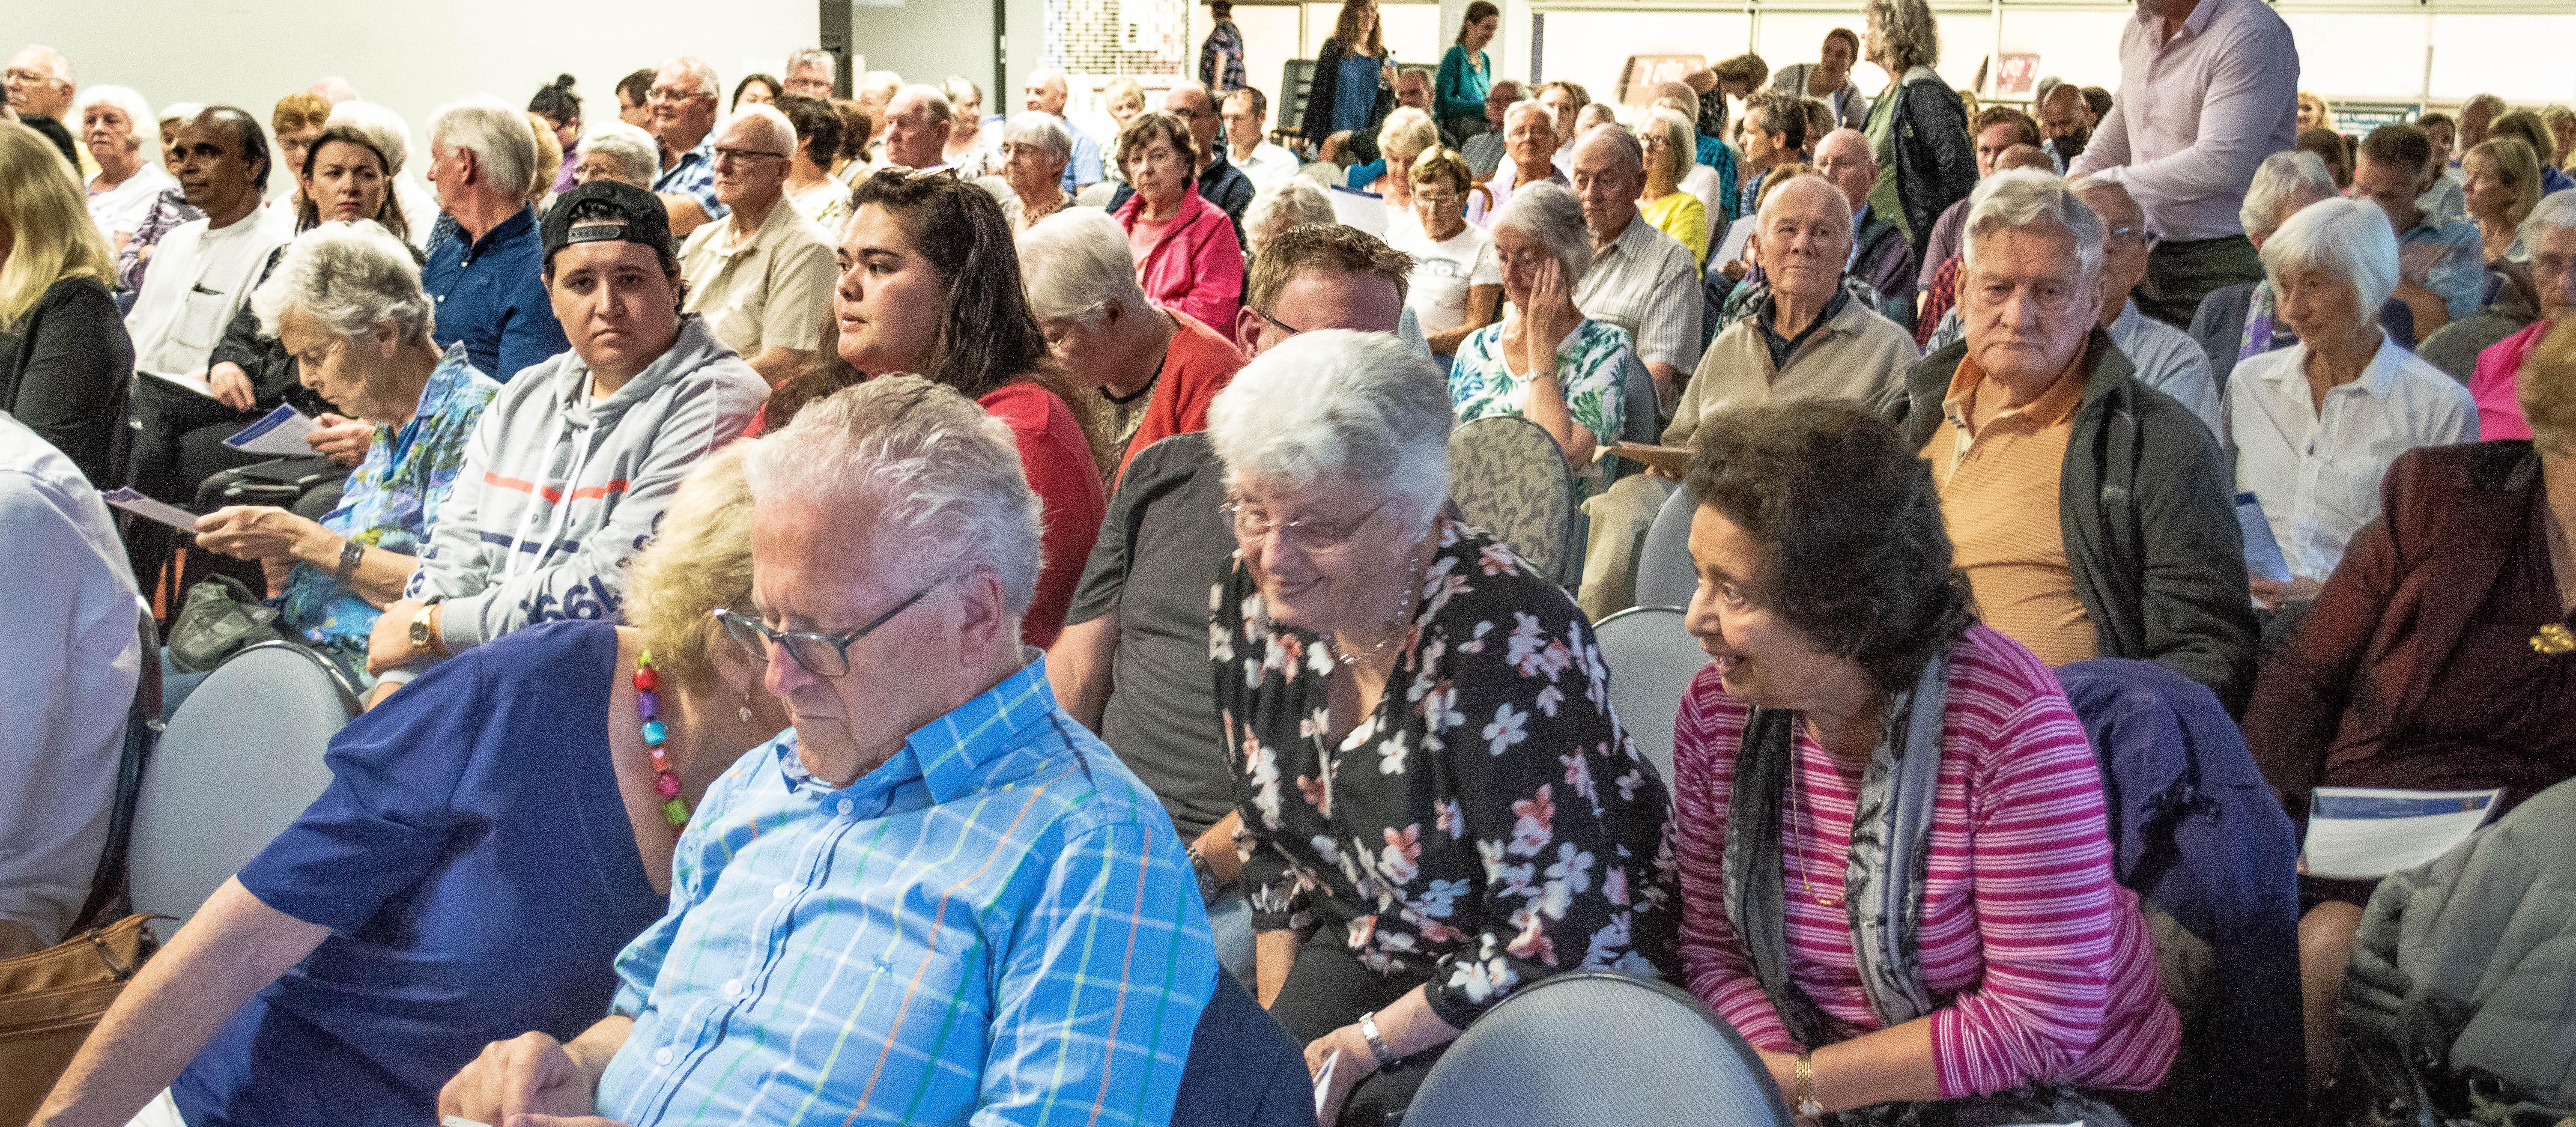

{"left": 1436, "top": 2, "right": 1499, "bottom": 145}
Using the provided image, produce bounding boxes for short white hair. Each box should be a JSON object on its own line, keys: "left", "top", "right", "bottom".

{"left": 888, "top": 84, "right": 952, "bottom": 126}
{"left": 326, "top": 101, "right": 411, "bottom": 172}
{"left": 12, "top": 45, "right": 72, "bottom": 86}
{"left": 579, "top": 120, "right": 660, "bottom": 188}
{"left": 660, "top": 57, "right": 721, "bottom": 99}
{"left": 430, "top": 97, "right": 537, "bottom": 204}
{"left": 2240, "top": 150, "right": 2338, "bottom": 239}
{"left": 1206, "top": 330, "right": 1454, "bottom": 529}
{"left": 1962, "top": 168, "right": 2104, "bottom": 279}
{"left": 2521, "top": 188, "right": 2576, "bottom": 248}
{"left": 2260, "top": 195, "right": 2400, "bottom": 320}
{"left": 1017, "top": 208, "right": 1147, "bottom": 326}
{"left": 1504, "top": 99, "right": 1553, "bottom": 134}
{"left": 1002, "top": 111, "right": 1072, "bottom": 164}
{"left": 724, "top": 102, "right": 796, "bottom": 155}
{"left": 784, "top": 48, "right": 835, "bottom": 78}
{"left": 251, "top": 220, "right": 434, "bottom": 343}
{"left": 158, "top": 101, "right": 204, "bottom": 127}
{"left": 745, "top": 376, "right": 1045, "bottom": 619}
{"left": 1377, "top": 107, "right": 1439, "bottom": 160}
{"left": 1493, "top": 180, "right": 1592, "bottom": 281}
{"left": 1245, "top": 179, "right": 1334, "bottom": 246}
{"left": 72, "top": 85, "right": 154, "bottom": 155}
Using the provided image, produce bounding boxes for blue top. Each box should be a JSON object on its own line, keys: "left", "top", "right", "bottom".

{"left": 421, "top": 206, "right": 572, "bottom": 382}
{"left": 2546, "top": 165, "right": 2576, "bottom": 196}
{"left": 173, "top": 621, "right": 670, "bottom": 1127}
{"left": 1063, "top": 125, "right": 1107, "bottom": 192}
{"left": 1332, "top": 53, "right": 1383, "bottom": 135}
{"left": 277, "top": 344, "right": 498, "bottom": 682}
{"left": 595, "top": 654, "right": 1216, "bottom": 1127}
{"left": 1435, "top": 45, "right": 1491, "bottom": 121}
{"left": 652, "top": 130, "right": 730, "bottom": 223}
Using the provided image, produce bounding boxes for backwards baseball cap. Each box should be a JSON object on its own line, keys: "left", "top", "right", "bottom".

{"left": 540, "top": 179, "right": 675, "bottom": 266}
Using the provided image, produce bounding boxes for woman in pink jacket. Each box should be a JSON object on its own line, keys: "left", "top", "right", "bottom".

{"left": 1111, "top": 111, "right": 1244, "bottom": 331}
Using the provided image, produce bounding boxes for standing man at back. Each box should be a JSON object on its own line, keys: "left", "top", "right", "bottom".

{"left": 2068, "top": 0, "right": 2298, "bottom": 327}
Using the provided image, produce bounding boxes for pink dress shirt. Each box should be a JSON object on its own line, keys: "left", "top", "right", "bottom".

{"left": 1670, "top": 624, "right": 2180, "bottom": 1098}
{"left": 2469, "top": 319, "right": 2544, "bottom": 441}
{"left": 2066, "top": 0, "right": 2300, "bottom": 242}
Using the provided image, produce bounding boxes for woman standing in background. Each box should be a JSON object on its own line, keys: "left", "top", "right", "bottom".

{"left": 1299, "top": 0, "right": 1395, "bottom": 162}
{"left": 1435, "top": 2, "right": 1498, "bottom": 147}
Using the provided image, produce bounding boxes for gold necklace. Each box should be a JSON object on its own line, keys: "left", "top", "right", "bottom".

{"left": 1788, "top": 749, "right": 1842, "bottom": 907}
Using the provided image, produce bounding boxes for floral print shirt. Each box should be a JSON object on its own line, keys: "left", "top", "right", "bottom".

{"left": 279, "top": 344, "right": 498, "bottom": 680}
{"left": 1214, "top": 518, "right": 1683, "bottom": 1028}
{"left": 1450, "top": 317, "right": 1631, "bottom": 499}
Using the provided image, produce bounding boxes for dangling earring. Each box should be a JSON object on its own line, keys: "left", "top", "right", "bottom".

{"left": 739, "top": 695, "right": 755, "bottom": 724}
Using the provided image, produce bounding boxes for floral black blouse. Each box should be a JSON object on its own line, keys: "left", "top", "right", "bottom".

{"left": 1214, "top": 518, "right": 1683, "bottom": 1028}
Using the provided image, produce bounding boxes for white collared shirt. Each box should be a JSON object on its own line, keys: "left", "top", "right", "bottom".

{"left": 1230, "top": 140, "right": 1301, "bottom": 191}
{"left": 1573, "top": 212, "right": 1704, "bottom": 373}
{"left": 2224, "top": 332, "right": 2478, "bottom": 580}
{"left": 2107, "top": 299, "right": 2224, "bottom": 439}
{"left": 123, "top": 206, "right": 294, "bottom": 378}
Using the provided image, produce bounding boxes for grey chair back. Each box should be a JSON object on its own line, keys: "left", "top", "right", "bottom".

{"left": 1406, "top": 971, "right": 1794, "bottom": 1127}
{"left": 1592, "top": 606, "right": 1704, "bottom": 787}
{"left": 1633, "top": 482, "right": 1699, "bottom": 610}
{"left": 127, "top": 642, "right": 354, "bottom": 939}
{"left": 1449, "top": 414, "right": 1581, "bottom": 586}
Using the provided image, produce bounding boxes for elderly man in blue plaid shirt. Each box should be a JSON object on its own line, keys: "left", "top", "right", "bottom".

{"left": 440, "top": 377, "right": 1216, "bottom": 1127}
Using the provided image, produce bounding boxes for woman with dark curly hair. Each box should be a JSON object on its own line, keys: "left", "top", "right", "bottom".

{"left": 1667, "top": 401, "right": 2178, "bottom": 1125}
{"left": 755, "top": 167, "right": 1104, "bottom": 647}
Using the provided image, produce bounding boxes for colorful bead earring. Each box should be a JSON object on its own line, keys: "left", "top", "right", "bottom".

{"left": 635, "top": 650, "right": 691, "bottom": 827}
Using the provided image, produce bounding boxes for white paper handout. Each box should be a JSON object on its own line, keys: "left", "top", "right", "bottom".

{"left": 2236, "top": 492, "right": 2292, "bottom": 583}
{"left": 1328, "top": 186, "right": 1389, "bottom": 238}
{"left": 1714, "top": 216, "right": 1758, "bottom": 266}
{"left": 1312, "top": 1049, "right": 1340, "bottom": 1120}
{"left": 224, "top": 403, "right": 321, "bottom": 456}
{"left": 2302, "top": 787, "right": 2505, "bottom": 880}
{"left": 101, "top": 487, "right": 200, "bottom": 531}
{"left": 143, "top": 367, "right": 222, "bottom": 400}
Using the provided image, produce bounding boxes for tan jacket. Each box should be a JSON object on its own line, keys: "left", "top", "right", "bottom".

{"left": 1666, "top": 293, "right": 1917, "bottom": 447}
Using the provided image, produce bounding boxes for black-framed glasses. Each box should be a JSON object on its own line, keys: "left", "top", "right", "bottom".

{"left": 1251, "top": 306, "right": 1305, "bottom": 338}
{"left": 711, "top": 579, "right": 947, "bottom": 677}
{"left": 713, "top": 147, "right": 789, "bottom": 166}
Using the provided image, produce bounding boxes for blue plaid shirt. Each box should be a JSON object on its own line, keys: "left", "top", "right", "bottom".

{"left": 596, "top": 655, "right": 1215, "bottom": 1127}
{"left": 655, "top": 131, "right": 729, "bottom": 222}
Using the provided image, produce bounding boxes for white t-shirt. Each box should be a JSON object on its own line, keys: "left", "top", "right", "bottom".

{"left": 123, "top": 207, "right": 294, "bottom": 379}
{"left": 1391, "top": 220, "right": 1500, "bottom": 337}
{"left": 87, "top": 164, "right": 174, "bottom": 242}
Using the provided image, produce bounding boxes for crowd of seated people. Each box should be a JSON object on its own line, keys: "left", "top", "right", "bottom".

{"left": 8, "top": 6, "right": 2576, "bottom": 1124}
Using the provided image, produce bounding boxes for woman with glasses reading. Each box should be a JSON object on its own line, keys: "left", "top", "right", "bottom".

{"left": 1206, "top": 330, "right": 1680, "bottom": 1127}
{"left": 31, "top": 448, "right": 786, "bottom": 1127}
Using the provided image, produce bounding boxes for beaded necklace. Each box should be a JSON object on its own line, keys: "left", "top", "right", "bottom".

{"left": 634, "top": 650, "right": 691, "bottom": 827}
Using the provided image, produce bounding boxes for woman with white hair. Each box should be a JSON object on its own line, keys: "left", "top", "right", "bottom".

{"left": 1207, "top": 329, "right": 1679, "bottom": 1127}
{"left": 1635, "top": 105, "right": 1707, "bottom": 265}
{"left": 998, "top": 110, "right": 1075, "bottom": 232}
{"left": 1243, "top": 176, "right": 1334, "bottom": 259}
{"left": 2192, "top": 149, "right": 2419, "bottom": 390}
{"left": 189, "top": 221, "right": 499, "bottom": 689}
{"left": 2227, "top": 196, "right": 2477, "bottom": 610}
{"left": 73, "top": 84, "right": 170, "bottom": 254}
{"left": 110, "top": 101, "right": 208, "bottom": 292}
{"left": 1018, "top": 208, "right": 1246, "bottom": 480}
{"left": 1354, "top": 106, "right": 1439, "bottom": 239}
{"left": 2467, "top": 191, "right": 2576, "bottom": 439}
{"left": 574, "top": 119, "right": 661, "bottom": 190}
{"left": 1447, "top": 181, "right": 1632, "bottom": 494}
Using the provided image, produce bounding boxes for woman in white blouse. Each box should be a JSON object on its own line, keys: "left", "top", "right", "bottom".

{"left": 74, "top": 85, "right": 173, "bottom": 256}
{"left": 2226, "top": 197, "right": 2477, "bottom": 609}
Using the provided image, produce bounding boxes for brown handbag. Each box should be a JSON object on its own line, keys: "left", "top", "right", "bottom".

{"left": 0, "top": 915, "right": 158, "bottom": 1125}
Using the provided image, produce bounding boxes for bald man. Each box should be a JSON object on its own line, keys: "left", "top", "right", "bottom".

{"left": 2074, "top": 176, "right": 2223, "bottom": 436}
{"left": 1024, "top": 66, "right": 1104, "bottom": 191}
{"left": 1576, "top": 170, "right": 1916, "bottom": 615}
{"left": 1813, "top": 128, "right": 1919, "bottom": 327}
{"left": 880, "top": 83, "right": 953, "bottom": 169}
{"left": 1567, "top": 126, "right": 1702, "bottom": 401}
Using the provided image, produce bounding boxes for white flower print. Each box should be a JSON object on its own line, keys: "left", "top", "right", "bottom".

{"left": 1482, "top": 702, "right": 1529, "bottom": 756}
{"left": 1459, "top": 618, "right": 1493, "bottom": 654}
{"left": 1378, "top": 823, "right": 1424, "bottom": 886}
{"left": 1541, "top": 842, "right": 1595, "bottom": 919}
{"left": 1209, "top": 618, "right": 1234, "bottom": 664}
{"left": 1436, "top": 798, "right": 1465, "bottom": 839}
{"left": 1535, "top": 683, "right": 1564, "bottom": 718}
{"left": 1615, "top": 767, "right": 1646, "bottom": 804}
{"left": 1378, "top": 729, "right": 1410, "bottom": 775}
{"left": 1582, "top": 911, "right": 1634, "bottom": 968}
{"left": 1559, "top": 751, "right": 1596, "bottom": 804}
{"left": 1604, "top": 865, "right": 1630, "bottom": 907}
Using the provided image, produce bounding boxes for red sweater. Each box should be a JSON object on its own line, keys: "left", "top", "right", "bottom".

{"left": 976, "top": 382, "right": 1104, "bottom": 649}
{"left": 1117, "top": 310, "right": 1245, "bottom": 483}
{"left": 1670, "top": 624, "right": 2179, "bottom": 1098}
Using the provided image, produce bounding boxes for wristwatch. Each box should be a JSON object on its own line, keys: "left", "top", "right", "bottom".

{"left": 409, "top": 602, "right": 444, "bottom": 656}
{"left": 332, "top": 538, "right": 365, "bottom": 586}
{"left": 1356, "top": 1011, "right": 1402, "bottom": 1070}
{"left": 1185, "top": 843, "right": 1223, "bottom": 907}
{"left": 1793, "top": 1051, "right": 1822, "bottom": 1117}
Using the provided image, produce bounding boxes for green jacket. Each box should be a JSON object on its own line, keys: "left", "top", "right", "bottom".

{"left": 1903, "top": 325, "right": 2258, "bottom": 712}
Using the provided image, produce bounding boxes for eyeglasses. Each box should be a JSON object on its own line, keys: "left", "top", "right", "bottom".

{"left": 646, "top": 86, "right": 710, "bottom": 104}
{"left": 711, "top": 580, "right": 947, "bottom": 677}
{"left": 1414, "top": 189, "right": 1461, "bottom": 207}
{"left": 2105, "top": 222, "right": 2160, "bottom": 248}
{"left": 1251, "top": 306, "right": 1306, "bottom": 338}
{"left": 1220, "top": 496, "right": 1395, "bottom": 551}
{"left": 713, "top": 147, "right": 789, "bottom": 166}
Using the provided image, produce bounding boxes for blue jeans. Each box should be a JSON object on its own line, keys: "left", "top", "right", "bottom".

{"left": 1209, "top": 889, "right": 1255, "bottom": 990}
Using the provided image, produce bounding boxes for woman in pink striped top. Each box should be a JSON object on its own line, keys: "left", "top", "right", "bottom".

{"left": 1665, "top": 402, "right": 2178, "bottom": 1124}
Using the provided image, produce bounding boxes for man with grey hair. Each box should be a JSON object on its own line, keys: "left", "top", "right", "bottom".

{"left": 677, "top": 103, "right": 835, "bottom": 384}
{"left": 1022, "top": 65, "right": 1104, "bottom": 191}
{"left": 878, "top": 83, "right": 952, "bottom": 170}
{"left": 424, "top": 98, "right": 569, "bottom": 382}
{"left": 1469, "top": 98, "right": 1564, "bottom": 225}
{"left": 1816, "top": 126, "right": 1920, "bottom": 325}
{"left": 646, "top": 57, "right": 726, "bottom": 237}
{"left": 575, "top": 120, "right": 661, "bottom": 189}
{"left": 2074, "top": 176, "right": 2224, "bottom": 436}
{"left": 6, "top": 44, "right": 87, "bottom": 176}
{"left": 1905, "top": 169, "right": 2256, "bottom": 710}
{"left": 1460, "top": 79, "right": 1522, "bottom": 179}
{"left": 440, "top": 375, "right": 1215, "bottom": 1127}
{"left": 781, "top": 48, "right": 836, "bottom": 99}
{"left": 1568, "top": 125, "right": 1701, "bottom": 400}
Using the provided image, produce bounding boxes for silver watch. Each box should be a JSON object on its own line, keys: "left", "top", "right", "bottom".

{"left": 1357, "top": 1010, "right": 1401, "bottom": 1069}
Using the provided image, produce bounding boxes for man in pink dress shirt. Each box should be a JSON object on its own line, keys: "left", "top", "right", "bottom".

{"left": 2068, "top": 0, "right": 2299, "bottom": 328}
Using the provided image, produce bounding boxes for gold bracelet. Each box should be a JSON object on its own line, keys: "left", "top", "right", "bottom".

{"left": 1794, "top": 1051, "right": 1821, "bottom": 1117}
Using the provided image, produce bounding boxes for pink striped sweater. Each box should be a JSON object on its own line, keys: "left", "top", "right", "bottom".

{"left": 1670, "top": 624, "right": 2179, "bottom": 1098}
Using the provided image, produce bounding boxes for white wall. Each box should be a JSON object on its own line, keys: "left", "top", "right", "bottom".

{"left": 14, "top": 0, "right": 817, "bottom": 182}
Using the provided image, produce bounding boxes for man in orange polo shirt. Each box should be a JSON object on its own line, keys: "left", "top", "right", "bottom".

{"left": 1904, "top": 170, "right": 2257, "bottom": 711}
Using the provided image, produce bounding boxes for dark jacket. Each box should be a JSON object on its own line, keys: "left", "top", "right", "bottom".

{"left": 2054, "top": 658, "right": 2304, "bottom": 1127}
{"left": 1881, "top": 68, "right": 1977, "bottom": 264}
{"left": 0, "top": 275, "right": 134, "bottom": 487}
{"left": 1105, "top": 152, "right": 1255, "bottom": 249}
{"left": 208, "top": 246, "right": 333, "bottom": 420}
{"left": 1903, "top": 325, "right": 2259, "bottom": 711}
{"left": 1297, "top": 39, "right": 1393, "bottom": 161}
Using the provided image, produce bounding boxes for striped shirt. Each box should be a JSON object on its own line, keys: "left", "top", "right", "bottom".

{"left": 596, "top": 656, "right": 1216, "bottom": 1127}
{"left": 1669, "top": 625, "right": 2179, "bottom": 1097}
{"left": 1573, "top": 212, "right": 1706, "bottom": 376}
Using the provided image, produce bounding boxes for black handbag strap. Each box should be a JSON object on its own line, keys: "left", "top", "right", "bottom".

{"left": 71, "top": 608, "right": 163, "bottom": 935}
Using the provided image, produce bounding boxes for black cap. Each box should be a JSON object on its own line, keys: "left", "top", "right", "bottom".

{"left": 540, "top": 179, "right": 675, "bottom": 266}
